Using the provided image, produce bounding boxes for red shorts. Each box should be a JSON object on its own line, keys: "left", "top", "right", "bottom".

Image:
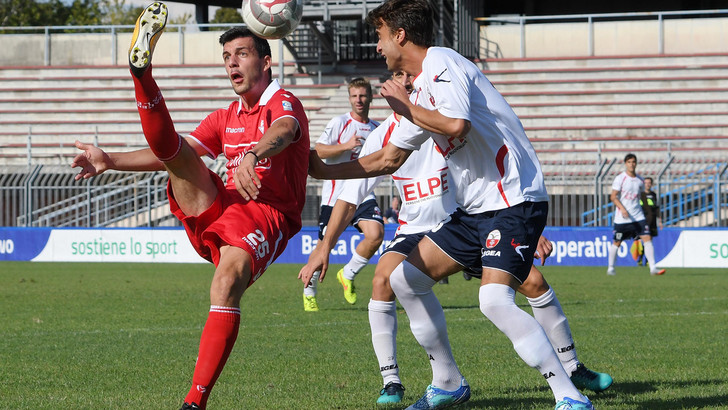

{"left": 168, "top": 169, "right": 292, "bottom": 287}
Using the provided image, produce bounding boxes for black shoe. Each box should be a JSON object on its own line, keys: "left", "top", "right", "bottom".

{"left": 180, "top": 402, "right": 200, "bottom": 410}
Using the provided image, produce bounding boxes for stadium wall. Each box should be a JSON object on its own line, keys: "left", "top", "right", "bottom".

{"left": 481, "top": 17, "right": 728, "bottom": 58}
{"left": 2, "top": 15, "right": 728, "bottom": 66}
{"left": 0, "top": 29, "right": 293, "bottom": 66}
{"left": 1, "top": 226, "right": 727, "bottom": 268}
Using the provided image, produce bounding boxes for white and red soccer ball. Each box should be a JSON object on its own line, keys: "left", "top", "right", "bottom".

{"left": 242, "top": 0, "right": 303, "bottom": 40}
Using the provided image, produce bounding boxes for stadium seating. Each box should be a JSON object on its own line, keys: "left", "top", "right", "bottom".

{"left": 479, "top": 53, "right": 728, "bottom": 157}
{"left": 2, "top": 53, "right": 728, "bottom": 166}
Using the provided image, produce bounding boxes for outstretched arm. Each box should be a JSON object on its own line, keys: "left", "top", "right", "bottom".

{"left": 71, "top": 140, "right": 165, "bottom": 180}
{"left": 308, "top": 142, "right": 411, "bottom": 180}
{"left": 298, "top": 199, "right": 357, "bottom": 286}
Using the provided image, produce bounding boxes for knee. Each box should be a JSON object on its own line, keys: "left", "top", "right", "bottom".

{"left": 372, "top": 270, "right": 391, "bottom": 292}
{"left": 479, "top": 283, "right": 516, "bottom": 318}
{"left": 518, "top": 277, "right": 549, "bottom": 299}
{"left": 388, "top": 261, "right": 434, "bottom": 297}
{"left": 365, "top": 226, "right": 384, "bottom": 246}
{"left": 210, "top": 269, "right": 248, "bottom": 304}
{"left": 388, "top": 264, "right": 406, "bottom": 295}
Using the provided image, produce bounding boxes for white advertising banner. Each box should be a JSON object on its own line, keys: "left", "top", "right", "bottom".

{"left": 657, "top": 230, "right": 728, "bottom": 268}
{"left": 32, "top": 229, "right": 207, "bottom": 263}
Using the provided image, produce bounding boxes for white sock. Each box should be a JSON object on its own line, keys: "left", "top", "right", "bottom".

{"left": 479, "top": 284, "right": 586, "bottom": 403}
{"left": 527, "top": 287, "right": 579, "bottom": 375}
{"left": 369, "top": 299, "right": 400, "bottom": 385}
{"left": 343, "top": 250, "right": 369, "bottom": 281}
{"left": 608, "top": 244, "right": 619, "bottom": 270}
{"left": 389, "top": 261, "right": 463, "bottom": 391}
{"left": 303, "top": 270, "right": 320, "bottom": 297}
{"left": 643, "top": 240, "right": 657, "bottom": 271}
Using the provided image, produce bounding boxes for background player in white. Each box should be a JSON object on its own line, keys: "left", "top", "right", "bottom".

{"left": 304, "top": 78, "right": 384, "bottom": 311}
{"left": 305, "top": 72, "right": 609, "bottom": 407}
{"left": 608, "top": 153, "right": 666, "bottom": 276}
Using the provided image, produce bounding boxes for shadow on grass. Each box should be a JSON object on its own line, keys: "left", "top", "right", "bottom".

{"left": 447, "top": 379, "right": 728, "bottom": 409}
{"left": 602, "top": 379, "right": 728, "bottom": 408}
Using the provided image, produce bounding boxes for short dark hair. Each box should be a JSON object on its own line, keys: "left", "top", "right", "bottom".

{"left": 366, "top": 0, "right": 435, "bottom": 47}
{"left": 348, "top": 77, "right": 372, "bottom": 97}
{"left": 219, "top": 27, "right": 271, "bottom": 59}
{"left": 219, "top": 27, "right": 273, "bottom": 79}
{"left": 644, "top": 177, "right": 653, "bottom": 183}
{"left": 624, "top": 153, "right": 637, "bottom": 162}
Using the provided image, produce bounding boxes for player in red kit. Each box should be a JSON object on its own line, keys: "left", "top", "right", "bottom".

{"left": 70, "top": 3, "right": 309, "bottom": 409}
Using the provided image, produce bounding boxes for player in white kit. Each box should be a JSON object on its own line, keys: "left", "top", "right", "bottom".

{"left": 608, "top": 153, "right": 666, "bottom": 276}
{"left": 307, "top": 1, "right": 595, "bottom": 409}
{"left": 303, "top": 78, "right": 384, "bottom": 311}
{"left": 304, "top": 72, "right": 610, "bottom": 407}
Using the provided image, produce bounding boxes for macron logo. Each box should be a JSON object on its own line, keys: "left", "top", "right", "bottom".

{"left": 433, "top": 68, "right": 450, "bottom": 83}
{"left": 226, "top": 127, "right": 245, "bottom": 133}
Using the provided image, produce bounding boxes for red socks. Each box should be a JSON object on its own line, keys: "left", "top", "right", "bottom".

{"left": 184, "top": 306, "right": 241, "bottom": 408}
{"left": 131, "top": 66, "right": 182, "bottom": 161}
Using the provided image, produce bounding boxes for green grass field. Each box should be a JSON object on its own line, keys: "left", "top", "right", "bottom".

{"left": 2, "top": 261, "right": 727, "bottom": 409}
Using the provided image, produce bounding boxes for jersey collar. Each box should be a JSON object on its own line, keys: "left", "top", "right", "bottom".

{"left": 236, "top": 79, "right": 282, "bottom": 115}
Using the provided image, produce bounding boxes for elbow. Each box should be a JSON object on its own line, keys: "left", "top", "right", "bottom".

{"left": 380, "top": 155, "right": 405, "bottom": 175}
{"left": 452, "top": 120, "right": 471, "bottom": 139}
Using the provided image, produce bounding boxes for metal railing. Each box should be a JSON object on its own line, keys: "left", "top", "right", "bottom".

{"left": 581, "top": 161, "right": 728, "bottom": 228}
{"left": 476, "top": 9, "right": 728, "bottom": 59}
{"left": 3, "top": 151, "right": 726, "bottom": 229}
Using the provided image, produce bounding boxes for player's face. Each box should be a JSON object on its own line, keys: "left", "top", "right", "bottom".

{"left": 222, "top": 36, "right": 271, "bottom": 97}
{"left": 375, "top": 21, "right": 402, "bottom": 72}
{"left": 348, "top": 86, "right": 371, "bottom": 117}
{"left": 625, "top": 157, "right": 637, "bottom": 174}
{"left": 644, "top": 178, "right": 653, "bottom": 191}
{"left": 392, "top": 70, "right": 414, "bottom": 93}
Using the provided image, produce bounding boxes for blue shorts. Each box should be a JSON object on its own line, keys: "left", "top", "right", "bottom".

{"left": 318, "top": 198, "right": 383, "bottom": 240}
{"left": 425, "top": 201, "right": 548, "bottom": 283}
{"left": 613, "top": 220, "right": 650, "bottom": 242}
{"left": 382, "top": 232, "right": 427, "bottom": 256}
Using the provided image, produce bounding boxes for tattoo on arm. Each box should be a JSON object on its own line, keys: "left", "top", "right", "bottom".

{"left": 267, "top": 136, "right": 285, "bottom": 151}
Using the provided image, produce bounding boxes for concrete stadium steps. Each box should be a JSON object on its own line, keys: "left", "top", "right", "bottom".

{"left": 0, "top": 64, "right": 340, "bottom": 162}
{"left": 479, "top": 53, "right": 728, "bottom": 141}
{"left": 2, "top": 53, "right": 728, "bottom": 164}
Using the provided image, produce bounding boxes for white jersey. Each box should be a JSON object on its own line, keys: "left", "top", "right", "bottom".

{"left": 317, "top": 112, "right": 379, "bottom": 206}
{"left": 338, "top": 114, "right": 458, "bottom": 236}
{"left": 611, "top": 171, "right": 646, "bottom": 224}
{"left": 389, "top": 47, "right": 549, "bottom": 214}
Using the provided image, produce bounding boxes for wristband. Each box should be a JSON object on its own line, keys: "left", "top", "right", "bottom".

{"left": 244, "top": 151, "right": 259, "bottom": 163}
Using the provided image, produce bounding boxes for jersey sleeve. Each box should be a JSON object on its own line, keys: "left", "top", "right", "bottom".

{"left": 267, "top": 91, "right": 308, "bottom": 143}
{"left": 388, "top": 116, "right": 430, "bottom": 151}
{"left": 424, "top": 48, "right": 471, "bottom": 122}
{"left": 317, "top": 116, "right": 342, "bottom": 145}
{"left": 189, "top": 109, "right": 225, "bottom": 158}
{"left": 338, "top": 175, "right": 384, "bottom": 206}
{"left": 611, "top": 175, "right": 623, "bottom": 192}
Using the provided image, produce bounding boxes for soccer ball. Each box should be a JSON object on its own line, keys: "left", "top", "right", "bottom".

{"left": 242, "top": 0, "right": 303, "bottom": 40}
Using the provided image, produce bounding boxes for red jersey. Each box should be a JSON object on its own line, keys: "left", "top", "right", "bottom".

{"left": 189, "top": 80, "right": 310, "bottom": 232}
